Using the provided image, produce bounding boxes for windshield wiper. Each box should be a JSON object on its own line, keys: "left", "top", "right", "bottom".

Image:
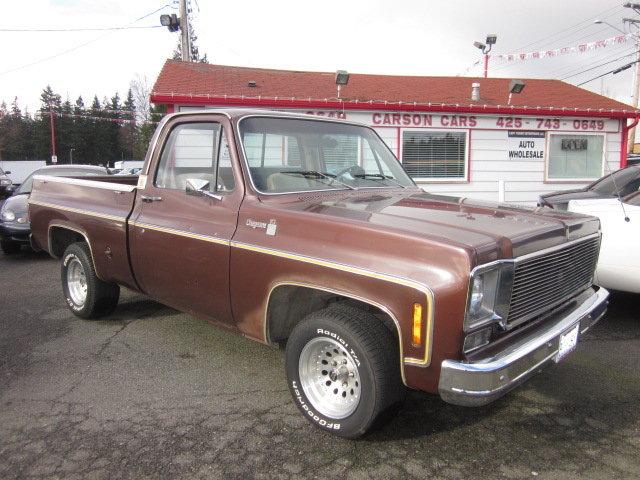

{"left": 353, "top": 173, "right": 406, "bottom": 188}
{"left": 281, "top": 170, "right": 356, "bottom": 190}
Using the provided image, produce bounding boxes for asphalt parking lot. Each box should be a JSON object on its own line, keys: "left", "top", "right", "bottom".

{"left": 1, "top": 250, "right": 639, "bottom": 480}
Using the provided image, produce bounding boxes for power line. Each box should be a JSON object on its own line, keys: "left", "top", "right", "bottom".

{"left": 0, "top": 4, "right": 169, "bottom": 77}
{"left": 0, "top": 25, "right": 161, "bottom": 32}
{"left": 548, "top": 43, "right": 637, "bottom": 77}
{"left": 562, "top": 52, "right": 637, "bottom": 80}
{"left": 577, "top": 60, "right": 639, "bottom": 85}
{"left": 503, "top": 4, "right": 623, "bottom": 54}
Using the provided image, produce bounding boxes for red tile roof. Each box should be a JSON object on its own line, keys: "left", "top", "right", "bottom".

{"left": 151, "top": 60, "right": 639, "bottom": 118}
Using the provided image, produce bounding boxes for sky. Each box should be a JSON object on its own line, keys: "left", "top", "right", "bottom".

{"left": 1, "top": 0, "right": 638, "bottom": 114}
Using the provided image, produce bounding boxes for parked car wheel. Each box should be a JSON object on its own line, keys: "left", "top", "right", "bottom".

{"left": 61, "top": 242, "right": 119, "bottom": 319}
{"left": 1, "top": 239, "right": 21, "bottom": 255}
{"left": 285, "top": 304, "right": 405, "bottom": 438}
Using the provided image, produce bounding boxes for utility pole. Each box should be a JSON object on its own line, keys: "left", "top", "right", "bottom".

{"left": 179, "top": 0, "right": 190, "bottom": 62}
{"left": 624, "top": 3, "right": 640, "bottom": 152}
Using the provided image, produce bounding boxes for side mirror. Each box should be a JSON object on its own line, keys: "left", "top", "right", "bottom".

{"left": 185, "top": 178, "right": 222, "bottom": 200}
{"left": 3, "top": 171, "right": 11, "bottom": 175}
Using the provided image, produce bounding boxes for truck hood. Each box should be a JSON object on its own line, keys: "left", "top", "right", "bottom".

{"left": 280, "top": 189, "right": 600, "bottom": 264}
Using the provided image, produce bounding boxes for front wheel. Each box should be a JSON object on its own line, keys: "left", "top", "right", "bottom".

{"left": 285, "top": 304, "right": 405, "bottom": 438}
{"left": 61, "top": 242, "right": 120, "bottom": 319}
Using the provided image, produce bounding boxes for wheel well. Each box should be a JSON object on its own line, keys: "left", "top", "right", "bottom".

{"left": 49, "top": 226, "right": 87, "bottom": 258}
{"left": 266, "top": 284, "right": 399, "bottom": 345}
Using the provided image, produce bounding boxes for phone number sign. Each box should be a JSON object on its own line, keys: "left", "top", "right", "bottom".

{"left": 295, "top": 110, "right": 620, "bottom": 133}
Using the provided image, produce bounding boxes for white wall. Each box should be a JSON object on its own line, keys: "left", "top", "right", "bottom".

{"left": 0, "top": 160, "right": 46, "bottom": 183}
{"left": 175, "top": 104, "right": 624, "bottom": 205}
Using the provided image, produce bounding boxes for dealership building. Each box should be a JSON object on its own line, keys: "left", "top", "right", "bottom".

{"left": 151, "top": 60, "right": 640, "bottom": 205}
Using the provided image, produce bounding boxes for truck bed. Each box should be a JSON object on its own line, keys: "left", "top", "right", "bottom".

{"left": 29, "top": 174, "right": 139, "bottom": 289}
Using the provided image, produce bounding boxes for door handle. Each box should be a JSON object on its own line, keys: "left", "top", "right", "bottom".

{"left": 141, "top": 195, "right": 162, "bottom": 203}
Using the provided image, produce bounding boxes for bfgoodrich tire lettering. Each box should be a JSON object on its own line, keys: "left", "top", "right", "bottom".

{"left": 61, "top": 242, "right": 120, "bottom": 319}
{"left": 285, "top": 304, "right": 405, "bottom": 438}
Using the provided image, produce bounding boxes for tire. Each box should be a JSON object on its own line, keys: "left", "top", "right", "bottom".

{"left": 285, "top": 304, "right": 405, "bottom": 438}
{"left": 61, "top": 242, "right": 120, "bottom": 319}
{"left": 1, "top": 239, "right": 21, "bottom": 255}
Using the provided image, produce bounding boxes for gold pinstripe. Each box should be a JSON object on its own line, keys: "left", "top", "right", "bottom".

{"left": 130, "top": 221, "right": 230, "bottom": 246}
{"left": 31, "top": 200, "right": 435, "bottom": 368}
{"left": 29, "top": 200, "right": 127, "bottom": 223}
{"left": 232, "top": 241, "right": 434, "bottom": 367}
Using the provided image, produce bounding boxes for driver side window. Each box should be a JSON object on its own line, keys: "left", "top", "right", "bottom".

{"left": 155, "top": 122, "right": 235, "bottom": 192}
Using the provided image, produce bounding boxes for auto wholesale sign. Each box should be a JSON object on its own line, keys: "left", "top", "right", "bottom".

{"left": 507, "top": 131, "right": 545, "bottom": 159}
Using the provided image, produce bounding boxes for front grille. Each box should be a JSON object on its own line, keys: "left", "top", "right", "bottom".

{"left": 507, "top": 236, "right": 600, "bottom": 327}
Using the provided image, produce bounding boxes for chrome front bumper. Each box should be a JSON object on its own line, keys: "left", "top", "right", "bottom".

{"left": 438, "top": 287, "right": 609, "bottom": 407}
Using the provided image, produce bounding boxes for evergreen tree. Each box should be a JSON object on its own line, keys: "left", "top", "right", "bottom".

{"left": 34, "top": 85, "right": 62, "bottom": 162}
{"left": 107, "top": 92, "right": 122, "bottom": 164}
{"left": 120, "top": 88, "right": 137, "bottom": 160}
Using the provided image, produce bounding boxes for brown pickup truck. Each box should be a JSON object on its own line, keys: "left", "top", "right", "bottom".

{"left": 29, "top": 110, "right": 609, "bottom": 438}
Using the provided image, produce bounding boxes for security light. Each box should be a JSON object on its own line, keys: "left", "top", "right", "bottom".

{"left": 473, "top": 41, "right": 486, "bottom": 50}
{"left": 160, "top": 14, "right": 180, "bottom": 32}
{"left": 335, "top": 70, "right": 350, "bottom": 85}
{"left": 509, "top": 79, "right": 526, "bottom": 94}
{"left": 486, "top": 34, "right": 497, "bottom": 45}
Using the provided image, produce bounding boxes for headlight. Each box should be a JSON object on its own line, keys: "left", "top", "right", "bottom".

{"left": 464, "top": 262, "right": 514, "bottom": 332}
{"left": 17, "top": 216, "right": 28, "bottom": 224}
{"left": 1, "top": 210, "right": 16, "bottom": 222}
{"left": 0, "top": 179, "right": 10, "bottom": 186}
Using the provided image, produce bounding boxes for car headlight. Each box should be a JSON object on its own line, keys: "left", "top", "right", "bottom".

{"left": 0, "top": 179, "right": 10, "bottom": 186}
{"left": 1, "top": 209, "right": 16, "bottom": 222}
{"left": 464, "top": 262, "right": 514, "bottom": 332}
{"left": 16, "top": 216, "right": 28, "bottom": 224}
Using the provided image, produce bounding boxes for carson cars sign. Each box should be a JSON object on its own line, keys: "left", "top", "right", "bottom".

{"left": 299, "top": 110, "right": 620, "bottom": 133}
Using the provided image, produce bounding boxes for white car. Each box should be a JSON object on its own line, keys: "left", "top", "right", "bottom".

{"left": 568, "top": 192, "right": 640, "bottom": 293}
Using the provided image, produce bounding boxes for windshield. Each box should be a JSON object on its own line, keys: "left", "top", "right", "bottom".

{"left": 17, "top": 168, "right": 106, "bottom": 194}
{"left": 590, "top": 166, "right": 640, "bottom": 196}
{"left": 239, "top": 117, "right": 415, "bottom": 193}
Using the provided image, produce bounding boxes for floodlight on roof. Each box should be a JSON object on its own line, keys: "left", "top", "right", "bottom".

{"left": 486, "top": 34, "right": 497, "bottom": 45}
{"left": 335, "top": 70, "right": 349, "bottom": 99}
{"left": 509, "top": 79, "right": 526, "bottom": 94}
{"left": 335, "top": 70, "right": 350, "bottom": 85}
{"left": 508, "top": 79, "right": 526, "bottom": 105}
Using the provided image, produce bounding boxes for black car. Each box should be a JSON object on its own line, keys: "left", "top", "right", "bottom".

{"left": 538, "top": 164, "right": 640, "bottom": 210}
{"left": 0, "top": 168, "right": 13, "bottom": 197}
{"left": 0, "top": 165, "right": 109, "bottom": 254}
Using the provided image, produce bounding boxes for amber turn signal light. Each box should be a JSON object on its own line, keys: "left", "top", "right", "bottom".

{"left": 412, "top": 303, "right": 423, "bottom": 346}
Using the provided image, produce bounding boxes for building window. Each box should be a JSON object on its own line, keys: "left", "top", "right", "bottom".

{"left": 547, "top": 133, "right": 604, "bottom": 180}
{"left": 401, "top": 130, "right": 467, "bottom": 180}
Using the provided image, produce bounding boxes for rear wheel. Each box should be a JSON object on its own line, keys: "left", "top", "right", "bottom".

{"left": 1, "top": 239, "right": 21, "bottom": 255}
{"left": 61, "top": 242, "right": 119, "bottom": 319}
{"left": 285, "top": 304, "right": 405, "bottom": 438}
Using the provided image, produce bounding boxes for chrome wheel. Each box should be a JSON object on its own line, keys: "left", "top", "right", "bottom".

{"left": 66, "top": 257, "right": 87, "bottom": 306}
{"left": 298, "top": 337, "right": 361, "bottom": 419}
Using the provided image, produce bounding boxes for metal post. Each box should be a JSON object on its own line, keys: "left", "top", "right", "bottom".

{"left": 483, "top": 54, "right": 489, "bottom": 78}
{"left": 179, "top": 0, "right": 190, "bottom": 61}
{"left": 70, "top": 148, "right": 74, "bottom": 164}
{"left": 629, "top": 33, "right": 640, "bottom": 153}
{"left": 49, "top": 107, "right": 56, "bottom": 163}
